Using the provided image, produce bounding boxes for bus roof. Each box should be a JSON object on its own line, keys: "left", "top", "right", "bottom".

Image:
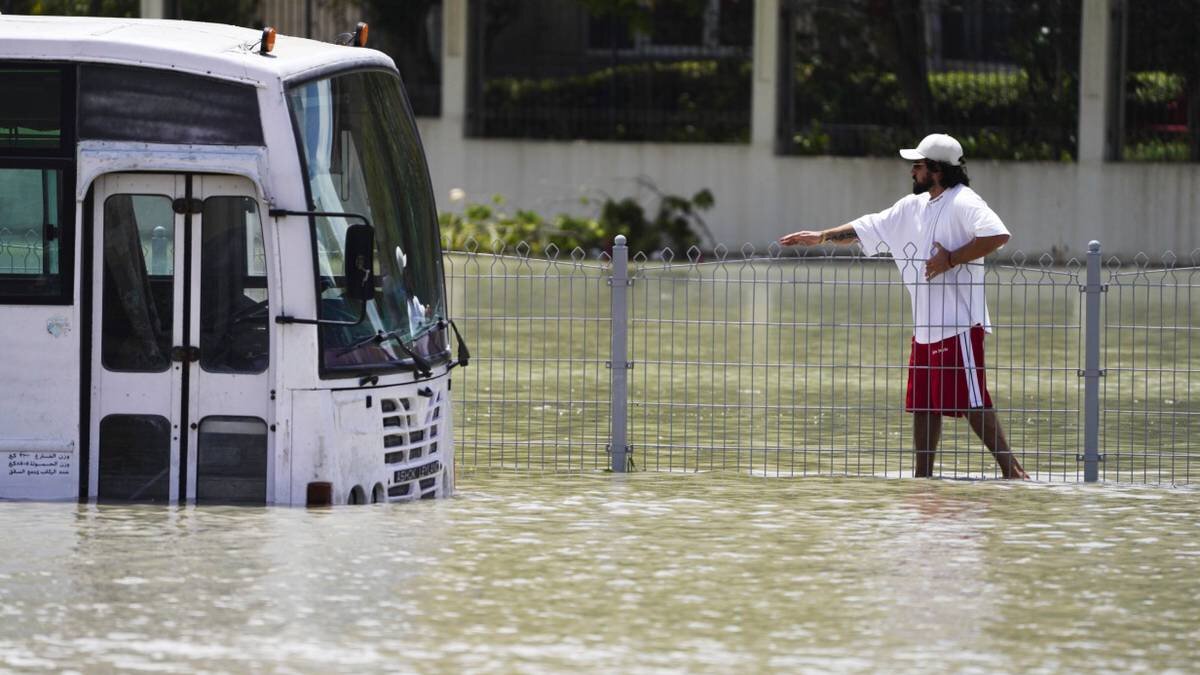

{"left": 0, "top": 14, "right": 395, "bottom": 85}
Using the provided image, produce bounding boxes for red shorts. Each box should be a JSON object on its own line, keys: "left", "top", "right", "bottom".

{"left": 906, "top": 325, "right": 993, "bottom": 417}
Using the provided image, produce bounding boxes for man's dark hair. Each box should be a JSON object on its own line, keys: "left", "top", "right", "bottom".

{"left": 928, "top": 160, "right": 970, "bottom": 188}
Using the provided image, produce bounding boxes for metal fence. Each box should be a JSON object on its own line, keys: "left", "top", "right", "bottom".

{"left": 446, "top": 242, "right": 614, "bottom": 470}
{"left": 1119, "top": 1, "right": 1199, "bottom": 162}
{"left": 445, "top": 238, "right": 1200, "bottom": 485}
{"left": 778, "top": 0, "right": 1080, "bottom": 160}
{"left": 466, "top": 0, "right": 754, "bottom": 142}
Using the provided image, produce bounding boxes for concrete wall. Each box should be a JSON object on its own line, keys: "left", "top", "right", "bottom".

{"left": 417, "top": 128, "right": 1200, "bottom": 260}
{"left": 417, "top": 0, "right": 1198, "bottom": 259}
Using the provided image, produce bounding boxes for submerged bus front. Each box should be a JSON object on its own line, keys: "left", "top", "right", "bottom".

{"left": 0, "top": 17, "right": 459, "bottom": 505}
{"left": 280, "top": 68, "right": 458, "bottom": 505}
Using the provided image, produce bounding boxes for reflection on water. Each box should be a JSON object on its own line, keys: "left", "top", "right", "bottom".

{"left": 2, "top": 474, "right": 1199, "bottom": 673}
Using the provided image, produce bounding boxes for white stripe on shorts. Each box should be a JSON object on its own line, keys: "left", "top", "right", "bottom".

{"left": 958, "top": 331, "right": 983, "bottom": 408}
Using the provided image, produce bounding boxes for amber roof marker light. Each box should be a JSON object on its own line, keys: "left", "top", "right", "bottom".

{"left": 260, "top": 26, "right": 277, "bottom": 55}
{"left": 353, "top": 22, "right": 368, "bottom": 47}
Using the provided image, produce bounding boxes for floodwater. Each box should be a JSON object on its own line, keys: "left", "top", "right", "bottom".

{"left": 2, "top": 473, "right": 1199, "bottom": 673}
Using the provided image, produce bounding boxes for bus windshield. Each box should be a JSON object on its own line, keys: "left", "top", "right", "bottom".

{"left": 288, "top": 69, "right": 447, "bottom": 372}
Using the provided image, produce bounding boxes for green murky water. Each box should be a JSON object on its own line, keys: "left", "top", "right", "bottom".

{"left": 2, "top": 473, "right": 1198, "bottom": 673}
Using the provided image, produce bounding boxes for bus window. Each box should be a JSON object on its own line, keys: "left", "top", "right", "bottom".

{"left": 0, "top": 67, "right": 62, "bottom": 150}
{"left": 0, "top": 168, "right": 66, "bottom": 298}
{"left": 79, "top": 64, "right": 264, "bottom": 146}
{"left": 200, "top": 196, "right": 269, "bottom": 374}
{"left": 101, "top": 194, "right": 174, "bottom": 372}
{"left": 1, "top": 64, "right": 73, "bottom": 303}
{"left": 98, "top": 414, "right": 171, "bottom": 503}
{"left": 287, "top": 70, "right": 448, "bottom": 373}
{"left": 196, "top": 416, "right": 268, "bottom": 505}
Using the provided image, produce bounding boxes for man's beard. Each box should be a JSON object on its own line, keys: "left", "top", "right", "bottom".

{"left": 912, "top": 176, "right": 933, "bottom": 195}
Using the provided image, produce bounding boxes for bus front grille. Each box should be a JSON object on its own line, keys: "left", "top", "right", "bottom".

{"left": 380, "top": 390, "right": 445, "bottom": 501}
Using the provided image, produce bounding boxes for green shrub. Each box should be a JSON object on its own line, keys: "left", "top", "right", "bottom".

{"left": 1128, "top": 71, "right": 1185, "bottom": 105}
{"left": 789, "top": 66, "right": 1077, "bottom": 160}
{"left": 482, "top": 59, "right": 751, "bottom": 143}
{"left": 1122, "top": 138, "right": 1191, "bottom": 162}
{"left": 439, "top": 196, "right": 599, "bottom": 255}
{"left": 478, "top": 55, "right": 1097, "bottom": 161}
{"left": 440, "top": 186, "right": 714, "bottom": 255}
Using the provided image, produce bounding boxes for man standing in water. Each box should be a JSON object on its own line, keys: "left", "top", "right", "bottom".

{"left": 779, "top": 133, "right": 1028, "bottom": 479}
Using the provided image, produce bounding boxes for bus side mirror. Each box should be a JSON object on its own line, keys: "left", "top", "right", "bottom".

{"left": 343, "top": 223, "right": 375, "bottom": 303}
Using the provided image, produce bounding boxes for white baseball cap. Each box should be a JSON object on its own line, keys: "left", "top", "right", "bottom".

{"left": 899, "top": 133, "right": 963, "bottom": 166}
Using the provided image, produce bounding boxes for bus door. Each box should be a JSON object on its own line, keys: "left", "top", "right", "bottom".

{"left": 89, "top": 174, "right": 272, "bottom": 504}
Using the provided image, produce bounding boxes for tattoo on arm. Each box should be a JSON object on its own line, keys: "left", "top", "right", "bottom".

{"left": 826, "top": 229, "right": 858, "bottom": 242}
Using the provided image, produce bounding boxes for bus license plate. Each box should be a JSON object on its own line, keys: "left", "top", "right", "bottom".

{"left": 394, "top": 460, "right": 441, "bottom": 484}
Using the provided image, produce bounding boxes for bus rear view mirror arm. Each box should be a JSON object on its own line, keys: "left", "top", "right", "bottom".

{"left": 444, "top": 319, "right": 471, "bottom": 370}
{"left": 270, "top": 209, "right": 375, "bottom": 326}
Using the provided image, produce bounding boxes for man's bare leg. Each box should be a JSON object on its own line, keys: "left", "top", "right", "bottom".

{"left": 966, "top": 408, "right": 1028, "bottom": 479}
{"left": 913, "top": 412, "right": 942, "bottom": 477}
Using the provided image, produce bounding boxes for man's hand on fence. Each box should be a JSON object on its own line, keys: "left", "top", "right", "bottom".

{"left": 779, "top": 230, "right": 824, "bottom": 246}
{"left": 925, "top": 242, "right": 954, "bottom": 280}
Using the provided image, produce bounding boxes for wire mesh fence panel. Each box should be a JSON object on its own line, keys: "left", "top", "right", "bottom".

{"left": 1119, "top": 2, "right": 1199, "bottom": 162}
{"left": 627, "top": 245, "right": 1083, "bottom": 479}
{"left": 984, "top": 255, "right": 1083, "bottom": 481}
{"left": 444, "top": 239, "right": 1199, "bottom": 484}
{"left": 629, "top": 246, "right": 910, "bottom": 475}
{"left": 445, "top": 243, "right": 613, "bottom": 471}
{"left": 1100, "top": 253, "right": 1200, "bottom": 484}
{"left": 468, "top": 0, "right": 754, "bottom": 142}
{"left": 779, "top": 0, "right": 1080, "bottom": 159}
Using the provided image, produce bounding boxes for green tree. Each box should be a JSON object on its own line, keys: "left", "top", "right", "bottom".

{"left": 1127, "top": 1, "right": 1200, "bottom": 160}
{"left": 798, "top": 0, "right": 933, "bottom": 143}
{"left": 790, "top": 0, "right": 1078, "bottom": 159}
{"left": 866, "top": 0, "right": 933, "bottom": 132}
{"left": 4, "top": 0, "right": 137, "bottom": 16}
{"left": 578, "top": 0, "right": 672, "bottom": 36}
{"left": 173, "top": 0, "right": 258, "bottom": 25}
{"left": 4, "top": 0, "right": 256, "bottom": 23}
{"left": 352, "top": 0, "right": 441, "bottom": 98}
{"left": 1000, "top": 0, "right": 1079, "bottom": 158}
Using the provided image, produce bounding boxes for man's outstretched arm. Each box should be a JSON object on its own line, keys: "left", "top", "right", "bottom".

{"left": 779, "top": 223, "right": 859, "bottom": 247}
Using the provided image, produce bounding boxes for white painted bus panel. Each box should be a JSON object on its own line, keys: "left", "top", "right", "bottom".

{"left": 1, "top": 16, "right": 455, "bottom": 504}
{"left": 0, "top": 309, "right": 81, "bottom": 500}
{"left": 290, "top": 375, "right": 454, "bottom": 505}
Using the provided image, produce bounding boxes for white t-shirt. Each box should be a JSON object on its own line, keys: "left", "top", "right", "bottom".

{"left": 851, "top": 185, "right": 1010, "bottom": 344}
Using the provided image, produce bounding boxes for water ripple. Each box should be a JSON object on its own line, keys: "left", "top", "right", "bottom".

{"left": 2, "top": 474, "right": 1199, "bottom": 672}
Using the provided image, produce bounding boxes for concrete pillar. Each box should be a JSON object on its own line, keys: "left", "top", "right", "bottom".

{"left": 1075, "top": 0, "right": 1121, "bottom": 257}
{"left": 1078, "top": 0, "right": 1120, "bottom": 162}
{"left": 442, "top": 0, "right": 468, "bottom": 126}
{"left": 139, "top": 0, "right": 165, "bottom": 18}
{"left": 751, "top": 0, "right": 779, "bottom": 149}
{"left": 422, "top": 0, "right": 471, "bottom": 208}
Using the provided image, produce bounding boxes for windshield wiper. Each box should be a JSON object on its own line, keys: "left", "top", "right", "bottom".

{"left": 441, "top": 318, "right": 471, "bottom": 370}
{"left": 391, "top": 338, "right": 433, "bottom": 378}
{"left": 336, "top": 330, "right": 433, "bottom": 378}
{"left": 337, "top": 330, "right": 387, "bottom": 357}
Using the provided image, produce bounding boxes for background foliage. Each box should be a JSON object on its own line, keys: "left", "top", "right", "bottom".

{"left": 440, "top": 184, "right": 715, "bottom": 256}
{"left": 784, "top": 0, "right": 1080, "bottom": 161}
{"left": 4, "top": 0, "right": 256, "bottom": 23}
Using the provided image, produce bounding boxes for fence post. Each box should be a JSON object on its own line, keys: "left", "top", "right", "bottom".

{"left": 609, "top": 235, "right": 630, "bottom": 472}
{"left": 1082, "top": 240, "right": 1103, "bottom": 482}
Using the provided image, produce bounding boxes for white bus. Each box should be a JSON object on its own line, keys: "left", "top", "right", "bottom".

{"left": 0, "top": 15, "right": 467, "bottom": 505}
